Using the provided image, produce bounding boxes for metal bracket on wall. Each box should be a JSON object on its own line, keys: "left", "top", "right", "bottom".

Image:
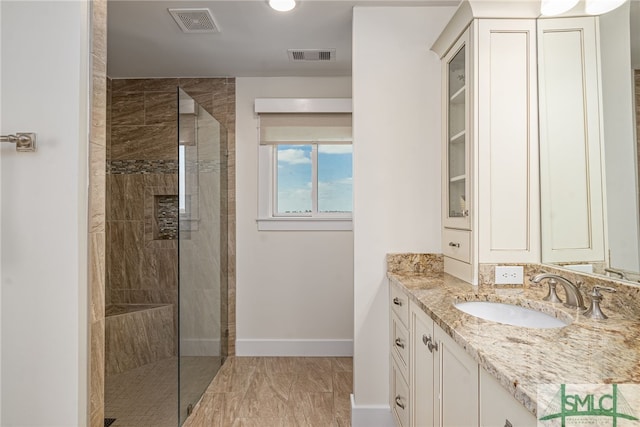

{"left": 0, "top": 132, "right": 36, "bottom": 152}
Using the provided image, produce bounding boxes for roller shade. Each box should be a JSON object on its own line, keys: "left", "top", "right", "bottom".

{"left": 259, "top": 113, "right": 352, "bottom": 145}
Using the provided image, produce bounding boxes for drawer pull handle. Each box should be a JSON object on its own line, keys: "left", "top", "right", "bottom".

{"left": 423, "top": 334, "right": 438, "bottom": 353}
{"left": 448, "top": 242, "right": 461, "bottom": 248}
{"left": 392, "top": 297, "right": 403, "bottom": 306}
{"left": 394, "top": 338, "right": 405, "bottom": 349}
{"left": 395, "top": 396, "right": 405, "bottom": 410}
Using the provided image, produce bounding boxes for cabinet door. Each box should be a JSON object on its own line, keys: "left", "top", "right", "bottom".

{"left": 442, "top": 28, "right": 471, "bottom": 230}
{"left": 411, "top": 302, "right": 436, "bottom": 427}
{"left": 480, "top": 368, "right": 536, "bottom": 427}
{"left": 436, "top": 324, "right": 479, "bottom": 427}
{"left": 537, "top": 17, "right": 605, "bottom": 264}
{"left": 477, "top": 19, "right": 540, "bottom": 264}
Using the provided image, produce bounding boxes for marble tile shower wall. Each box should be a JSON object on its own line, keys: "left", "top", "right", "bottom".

{"left": 105, "top": 78, "right": 236, "bottom": 356}
{"left": 106, "top": 79, "right": 180, "bottom": 323}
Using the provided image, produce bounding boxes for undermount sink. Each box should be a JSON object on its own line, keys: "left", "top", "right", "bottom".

{"left": 454, "top": 301, "right": 570, "bottom": 329}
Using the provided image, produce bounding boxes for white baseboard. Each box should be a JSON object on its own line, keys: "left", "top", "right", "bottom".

{"left": 235, "top": 339, "right": 353, "bottom": 356}
{"left": 350, "top": 394, "right": 394, "bottom": 427}
{"left": 180, "top": 338, "right": 220, "bottom": 357}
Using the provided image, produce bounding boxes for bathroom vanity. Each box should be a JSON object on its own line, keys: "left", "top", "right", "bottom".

{"left": 388, "top": 1, "right": 640, "bottom": 426}
{"left": 388, "top": 255, "right": 640, "bottom": 427}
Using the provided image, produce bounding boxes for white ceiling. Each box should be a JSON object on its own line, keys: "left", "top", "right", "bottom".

{"left": 107, "top": 0, "right": 454, "bottom": 78}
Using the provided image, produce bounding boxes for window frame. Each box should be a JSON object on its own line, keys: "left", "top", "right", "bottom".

{"left": 255, "top": 98, "right": 353, "bottom": 231}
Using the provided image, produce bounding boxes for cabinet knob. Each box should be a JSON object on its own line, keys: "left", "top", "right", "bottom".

{"left": 448, "top": 242, "right": 461, "bottom": 248}
{"left": 394, "top": 338, "right": 405, "bottom": 349}
{"left": 422, "top": 334, "right": 431, "bottom": 346}
{"left": 504, "top": 420, "right": 513, "bottom": 427}
{"left": 395, "top": 396, "right": 405, "bottom": 410}
{"left": 393, "top": 297, "right": 403, "bottom": 306}
{"left": 422, "top": 334, "right": 438, "bottom": 352}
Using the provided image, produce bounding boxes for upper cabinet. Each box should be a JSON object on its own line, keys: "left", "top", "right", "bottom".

{"left": 443, "top": 31, "right": 470, "bottom": 231}
{"left": 433, "top": 6, "right": 540, "bottom": 284}
{"left": 537, "top": 16, "right": 607, "bottom": 265}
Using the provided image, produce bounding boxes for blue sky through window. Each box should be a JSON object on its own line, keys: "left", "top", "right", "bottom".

{"left": 318, "top": 145, "right": 353, "bottom": 213}
{"left": 276, "top": 144, "right": 352, "bottom": 214}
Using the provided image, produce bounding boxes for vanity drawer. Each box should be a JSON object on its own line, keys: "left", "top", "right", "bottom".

{"left": 390, "top": 285, "right": 409, "bottom": 329}
{"left": 443, "top": 228, "right": 471, "bottom": 263}
{"left": 391, "top": 359, "right": 410, "bottom": 427}
{"left": 391, "top": 312, "right": 409, "bottom": 376}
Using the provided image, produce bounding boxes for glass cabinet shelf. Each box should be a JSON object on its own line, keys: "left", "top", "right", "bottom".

{"left": 450, "top": 174, "right": 466, "bottom": 183}
{"left": 450, "top": 130, "right": 465, "bottom": 143}
{"left": 450, "top": 86, "right": 466, "bottom": 104}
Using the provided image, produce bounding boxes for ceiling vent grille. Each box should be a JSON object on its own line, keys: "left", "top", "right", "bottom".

{"left": 168, "top": 8, "right": 219, "bottom": 33}
{"left": 287, "top": 49, "right": 336, "bottom": 62}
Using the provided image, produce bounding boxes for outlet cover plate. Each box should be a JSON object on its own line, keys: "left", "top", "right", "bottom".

{"left": 494, "top": 266, "right": 524, "bottom": 285}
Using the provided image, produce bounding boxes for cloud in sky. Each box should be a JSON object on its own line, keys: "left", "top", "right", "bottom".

{"left": 318, "top": 145, "right": 352, "bottom": 155}
{"left": 278, "top": 148, "right": 311, "bottom": 165}
{"left": 318, "top": 177, "right": 353, "bottom": 212}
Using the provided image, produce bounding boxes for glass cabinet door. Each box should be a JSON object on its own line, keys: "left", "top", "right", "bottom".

{"left": 444, "top": 33, "right": 470, "bottom": 229}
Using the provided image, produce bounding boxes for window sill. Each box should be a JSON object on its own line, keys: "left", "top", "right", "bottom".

{"left": 257, "top": 217, "right": 352, "bottom": 231}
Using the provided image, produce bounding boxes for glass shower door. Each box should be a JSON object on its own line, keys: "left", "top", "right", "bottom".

{"left": 177, "top": 89, "right": 228, "bottom": 425}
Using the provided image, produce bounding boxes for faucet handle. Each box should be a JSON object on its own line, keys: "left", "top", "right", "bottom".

{"left": 542, "top": 278, "right": 563, "bottom": 303}
{"left": 594, "top": 285, "right": 616, "bottom": 294}
{"left": 583, "top": 286, "right": 616, "bottom": 320}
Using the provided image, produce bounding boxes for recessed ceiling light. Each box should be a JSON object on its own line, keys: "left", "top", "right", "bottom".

{"left": 269, "top": 0, "right": 296, "bottom": 12}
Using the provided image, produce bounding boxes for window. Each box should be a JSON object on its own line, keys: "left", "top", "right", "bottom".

{"left": 257, "top": 108, "right": 353, "bottom": 231}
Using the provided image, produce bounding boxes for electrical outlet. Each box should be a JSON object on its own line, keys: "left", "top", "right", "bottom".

{"left": 494, "top": 266, "right": 524, "bottom": 285}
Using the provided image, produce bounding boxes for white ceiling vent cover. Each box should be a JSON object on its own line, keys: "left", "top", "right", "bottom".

{"left": 169, "top": 8, "right": 219, "bottom": 34}
{"left": 287, "top": 49, "right": 336, "bottom": 62}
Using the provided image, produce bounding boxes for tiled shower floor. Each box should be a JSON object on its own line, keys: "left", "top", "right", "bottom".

{"left": 105, "top": 356, "right": 221, "bottom": 427}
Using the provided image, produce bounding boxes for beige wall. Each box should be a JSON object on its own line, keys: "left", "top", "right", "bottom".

{"left": 235, "top": 77, "right": 354, "bottom": 355}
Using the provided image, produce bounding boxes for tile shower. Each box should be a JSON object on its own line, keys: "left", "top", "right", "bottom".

{"left": 105, "top": 78, "right": 234, "bottom": 426}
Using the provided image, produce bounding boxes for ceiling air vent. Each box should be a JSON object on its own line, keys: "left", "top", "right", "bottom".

{"left": 287, "top": 49, "right": 336, "bottom": 62}
{"left": 168, "top": 8, "right": 219, "bottom": 34}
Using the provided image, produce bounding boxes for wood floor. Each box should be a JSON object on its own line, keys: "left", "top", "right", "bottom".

{"left": 183, "top": 356, "right": 353, "bottom": 427}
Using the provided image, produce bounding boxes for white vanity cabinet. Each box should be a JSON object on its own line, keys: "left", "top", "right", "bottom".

{"left": 389, "top": 285, "right": 537, "bottom": 427}
{"left": 408, "top": 299, "right": 479, "bottom": 427}
{"left": 480, "top": 368, "right": 536, "bottom": 427}
{"left": 433, "top": 4, "right": 541, "bottom": 284}
{"left": 390, "top": 286, "right": 411, "bottom": 427}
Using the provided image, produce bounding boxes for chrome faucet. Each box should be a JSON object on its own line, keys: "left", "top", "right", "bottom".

{"left": 531, "top": 273, "right": 586, "bottom": 310}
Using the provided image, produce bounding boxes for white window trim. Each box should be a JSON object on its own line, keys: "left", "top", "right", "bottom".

{"left": 256, "top": 98, "right": 353, "bottom": 231}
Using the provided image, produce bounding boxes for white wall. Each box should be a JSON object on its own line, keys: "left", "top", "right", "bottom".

{"left": 236, "top": 77, "right": 354, "bottom": 356}
{"left": 352, "top": 6, "right": 454, "bottom": 423}
{"left": 0, "top": 1, "right": 3, "bottom": 421}
{"left": 1, "top": 1, "right": 90, "bottom": 425}
{"left": 600, "top": 3, "right": 640, "bottom": 272}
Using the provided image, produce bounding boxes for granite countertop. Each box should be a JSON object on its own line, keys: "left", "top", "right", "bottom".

{"left": 388, "top": 270, "right": 640, "bottom": 416}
